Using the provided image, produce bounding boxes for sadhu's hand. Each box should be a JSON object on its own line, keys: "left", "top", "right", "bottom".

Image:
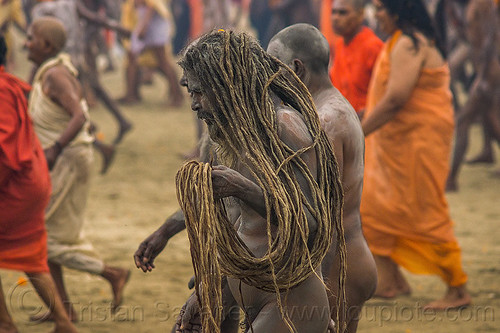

{"left": 175, "top": 293, "right": 202, "bottom": 333}
{"left": 211, "top": 165, "right": 247, "bottom": 200}
{"left": 133, "top": 229, "right": 168, "bottom": 272}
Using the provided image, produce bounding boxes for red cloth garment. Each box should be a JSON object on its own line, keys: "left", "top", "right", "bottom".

{"left": 0, "top": 66, "right": 51, "bottom": 273}
{"left": 330, "top": 26, "right": 383, "bottom": 113}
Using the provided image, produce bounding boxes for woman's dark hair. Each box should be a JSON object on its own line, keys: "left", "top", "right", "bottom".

{"left": 0, "top": 35, "right": 7, "bottom": 66}
{"left": 381, "top": 0, "right": 447, "bottom": 58}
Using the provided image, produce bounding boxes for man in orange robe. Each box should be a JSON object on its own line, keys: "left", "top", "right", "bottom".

{"left": 330, "top": 0, "right": 383, "bottom": 116}
{"left": 0, "top": 35, "right": 77, "bottom": 333}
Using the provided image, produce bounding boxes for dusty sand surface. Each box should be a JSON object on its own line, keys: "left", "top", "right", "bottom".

{"left": 2, "top": 49, "right": 500, "bottom": 333}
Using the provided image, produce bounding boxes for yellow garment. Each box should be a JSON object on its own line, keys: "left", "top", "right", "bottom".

{"left": 28, "top": 53, "right": 93, "bottom": 149}
{"left": 0, "top": 0, "right": 25, "bottom": 28}
{"left": 0, "top": 0, "right": 26, "bottom": 65}
{"left": 361, "top": 30, "right": 467, "bottom": 286}
{"left": 120, "top": 0, "right": 173, "bottom": 67}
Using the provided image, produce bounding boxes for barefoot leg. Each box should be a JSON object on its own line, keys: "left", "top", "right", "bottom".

{"left": 92, "top": 140, "right": 116, "bottom": 175}
{"left": 29, "top": 262, "right": 76, "bottom": 322}
{"left": 100, "top": 266, "right": 130, "bottom": 312}
{"left": 117, "top": 52, "right": 142, "bottom": 104}
{"left": 87, "top": 73, "right": 133, "bottom": 145}
{"left": 373, "top": 255, "right": 400, "bottom": 298}
{"left": 25, "top": 272, "right": 78, "bottom": 332}
{"left": 394, "top": 266, "right": 411, "bottom": 295}
{"left": 424, "top": 284, "right": 471, "bottom": 310}
{"left": 0, "top": 277, "right": 18, "bottom": 333}
{"left": 153, "top": 46, "right": 184, "bottom": 107}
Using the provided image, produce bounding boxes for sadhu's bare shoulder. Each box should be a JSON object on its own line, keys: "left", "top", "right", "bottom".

{"left": 276, "top": 105, "right": 314, "bottom": 152}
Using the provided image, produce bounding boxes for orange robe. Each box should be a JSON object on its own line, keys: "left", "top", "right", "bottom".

{"left": 320, "top": 0, "right": 336, "bottom": 60}
{"left": 0, "top": 66, "right": 51, "bottom": 273}
{"left": 330, "top": 26, "right": 383, "bottom": 113}
{"left": 361, "top": 31, "right": 467, "bottom": 287}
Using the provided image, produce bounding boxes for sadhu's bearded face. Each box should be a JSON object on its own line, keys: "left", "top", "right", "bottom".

{"left": 185, "top": 70, "right": 229, "bottom": 144}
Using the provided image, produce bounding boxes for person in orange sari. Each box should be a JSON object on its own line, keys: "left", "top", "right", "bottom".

{"left": 360, "top": 0, "right": 471, "bottom": 309}
{"left": 330, "top": 0, "right": 383, "bottom": 117}
{"left": 0, "top": 35, "right": 78, "bottom": 333}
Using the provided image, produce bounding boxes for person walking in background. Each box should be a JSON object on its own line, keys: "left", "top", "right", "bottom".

{"left": 445, "top": 0, "right": 500, "bottom": 191}
{"left": 360, "top": 0, "right": 471, "bottom": 309}
{"left": 0, "top": 35, "right": 78, "bottom": 333}
{"left": 118, "top": 0, "right": 184, "bottom": 107}
{"left": 26, "top": 17, "right": 130, "bottom": 322}
{"left": 330, "top": 0, "right": 383, "bottom": 118}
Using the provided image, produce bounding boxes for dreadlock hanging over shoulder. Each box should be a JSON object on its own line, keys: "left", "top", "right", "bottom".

{"left": 176, "top": 29, "right": 346, "bottom": 333}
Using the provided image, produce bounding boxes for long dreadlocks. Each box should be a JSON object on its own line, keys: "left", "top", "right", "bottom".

{"left": 176, "top": 29, "right": 346, "bottom": 333}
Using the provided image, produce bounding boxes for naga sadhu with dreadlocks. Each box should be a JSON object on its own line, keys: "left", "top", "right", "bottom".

{"left": 174, "top": 29, "right": 345, "bottom": 332}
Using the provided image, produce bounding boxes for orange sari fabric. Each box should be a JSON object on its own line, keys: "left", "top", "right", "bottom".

{"left": 361, "top": 32, "right": 467, "bottom": 286}
{"left": 330, "top": 26, "right": 383, "bottom": 112}
{"left": 0, "top": 67, "right": 51, "bottom": 273}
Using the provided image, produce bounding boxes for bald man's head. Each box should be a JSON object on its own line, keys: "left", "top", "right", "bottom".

{"left": 347, "top": 0, "right": 367, "bottom": 10}
{"left": 31, "top": 17, "right": 67, "bottom": 54}
{"left": 267, "top": 23, "right": 330, "bottom": 75}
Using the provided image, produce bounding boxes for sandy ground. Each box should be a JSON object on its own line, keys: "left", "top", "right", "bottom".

{"left": 2, "top": 47, "right": 500, "bottom": 333}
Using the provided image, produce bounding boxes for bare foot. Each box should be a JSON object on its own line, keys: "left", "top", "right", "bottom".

{"left": 373, "top": 255, "right": 410, "bottom": 299}
{"left": 0, "top": 322, "right": 18, "bottom": 333}
{"left": 95, "top": 142, "right": 116, "bottom": 175}
{"left": 424, "top": 285, "right": 471, "bottom": 310}
{"left": 394, "top": 267, "right": 412, "bottom": 296}
{"left": 102, "top": 267, "right": 131, "bottom": 312}
{"left": 445, "top": 177, "right": 458, "bottom": 192}
{"left": 113, "top": 121, "right": 133, "bottom": 145}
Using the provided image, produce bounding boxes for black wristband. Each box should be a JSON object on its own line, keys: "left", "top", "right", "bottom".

{"left": 54, "top": 141, "right": 63, "bottom": 154}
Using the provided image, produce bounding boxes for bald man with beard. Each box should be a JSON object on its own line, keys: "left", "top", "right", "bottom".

{"left": 267, "top": 23, "right": 377, "bottom": 333}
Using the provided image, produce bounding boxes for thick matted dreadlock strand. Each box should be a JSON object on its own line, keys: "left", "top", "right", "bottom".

{"left": 177, "top": 29, "right": 346, "bottom": 332}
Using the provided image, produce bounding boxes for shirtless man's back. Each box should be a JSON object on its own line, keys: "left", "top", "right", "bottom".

{"left": 268, "top": 23, "right": 377, "bottom": 332}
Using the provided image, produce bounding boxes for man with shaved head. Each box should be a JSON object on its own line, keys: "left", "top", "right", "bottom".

{"left": 330, "top": 0, "right": 383, "bottom": 117}
{"left": 26, "top": 17, "right": 130, "bottom": 321}
{"left": 268, "top": 23, "right": 377, "bottom": 333}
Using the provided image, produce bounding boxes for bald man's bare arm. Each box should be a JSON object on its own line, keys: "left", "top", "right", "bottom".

{"left": 41, "top": 66, "right": 86, "bottom": 169}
